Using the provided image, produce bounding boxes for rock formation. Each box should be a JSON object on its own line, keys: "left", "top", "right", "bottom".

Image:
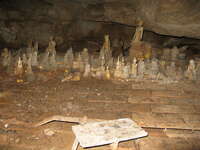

{"left": 1, "top": 0, "right": 200, "bottom": 50}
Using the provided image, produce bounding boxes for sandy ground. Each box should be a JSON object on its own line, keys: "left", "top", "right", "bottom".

{"left": 0, "top": 66, "right": 200, "bottom": 150}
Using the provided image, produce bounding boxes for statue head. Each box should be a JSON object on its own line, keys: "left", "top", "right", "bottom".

{"left": 104, "top": 35, "right": 109, "bottom": 42}
{"left": 136, "top": 18, "right": 144, "bottom": 27}
{"left": 49, "top": 36, "right": 54, "bottom": 41}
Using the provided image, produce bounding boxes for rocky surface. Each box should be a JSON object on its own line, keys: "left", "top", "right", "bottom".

{"left": 0, "top": 0, "right": 200, "bottom": 48}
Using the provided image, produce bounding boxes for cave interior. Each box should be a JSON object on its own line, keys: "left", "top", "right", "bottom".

{"left": 0, "top": 0, "right": 200, "bottom": 150}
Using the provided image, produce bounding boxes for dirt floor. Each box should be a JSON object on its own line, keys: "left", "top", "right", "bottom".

{"left": 0, "top": 66, "right": 200, "bottom": 150}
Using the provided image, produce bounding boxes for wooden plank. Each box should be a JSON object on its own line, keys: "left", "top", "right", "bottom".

{"left": 84, "top": 110, "right": 132, "bottom": 120}
{"left": 128, "top": 89, "right": 152, "bottom": 98}
{"left": 137, "top": 137, "right": 173, "bottom": 150}
{"left": 81, "top": 102, "right": 152, "bottom": 113}
{"left": 128, "top": 104, "right": 152, "bottom": 113}
{"left": 151, "top": 104, "right": 196, "bottom": 114}
{"left": 185, "top": 121, "right": 200, "bottom": 130}
{"left": 132, "top": 112, "right": 189, "bottom": 129}
{"left": 179, "top": 113, "right": 200, "bottom": 122}
{"left": 151, "top": 90, "right": 192, "bottom": 99}
{"left": 128, "top": 97, "right": 155, "bottom": 104}
{"left": 160, "top": 98, "right": 196, "bottom": 105}
{"left": 186, "top": 138, "right": 200, "bottom": 150}
{"left": 165, "top": 130, "right": 200, "bottom": 138}
{"left": 194, "top": 98, "right": 200, "bottom": 105}
{"left": 138, "top": 137, "right": 195, "bottom": 150}
{"left": 87, "top": 99, "right": 127, "bottom": 104}
{"left": 153, "top": 113, "right": 200, "bottom": 130}
{"left": 0, "top": 134, "right": 8, "bottom": 145}
{"left": 128, "top": 97, "right": 197, "bottom": 105}
{"left": 194, "top": 105, "right": 200, "bottom": 113}
{"left": 170, "top": 137, "right": 193, "bottom": 150}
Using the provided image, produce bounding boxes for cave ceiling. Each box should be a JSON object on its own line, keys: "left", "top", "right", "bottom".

{"left": 0, "top": 0, "right": 200, "bottom": 48}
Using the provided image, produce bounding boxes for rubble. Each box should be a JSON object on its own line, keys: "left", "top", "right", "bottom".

{"left": 44, "top": 128, "right": 55, "bottom": 136}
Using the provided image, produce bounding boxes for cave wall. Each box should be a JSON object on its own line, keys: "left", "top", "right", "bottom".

{"left": 0, "top": 0, "right": 200, "bottom": 49}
